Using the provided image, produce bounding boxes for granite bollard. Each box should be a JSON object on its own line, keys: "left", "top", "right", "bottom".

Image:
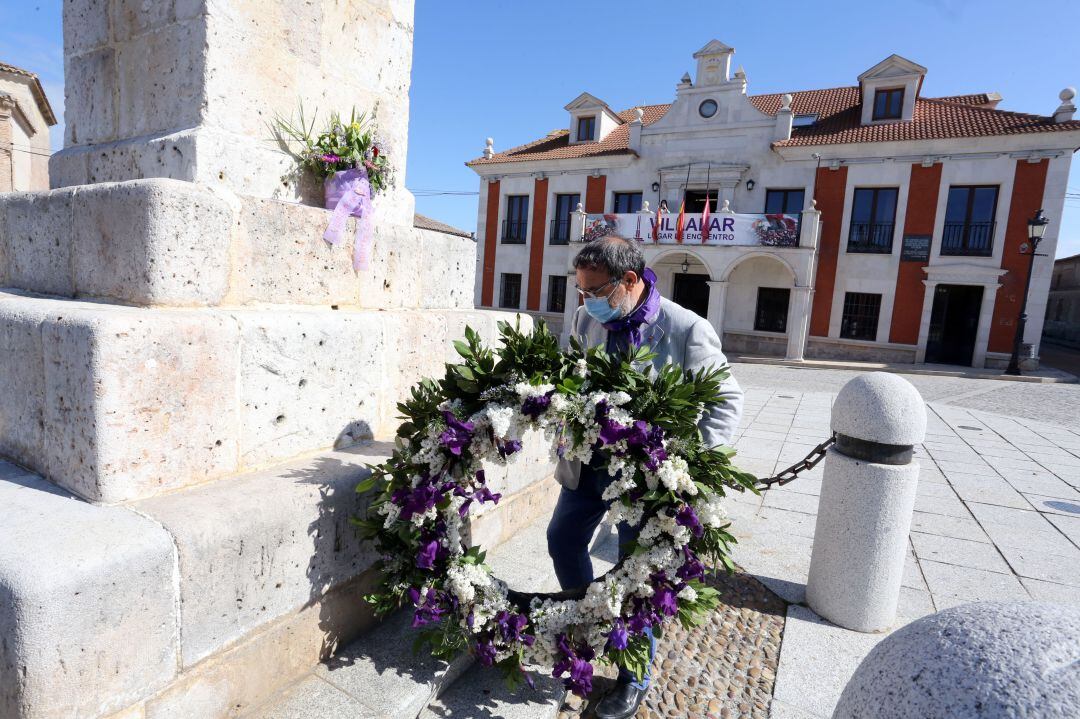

{"left": 833, "top": 601, "right": 1080, "bottom": 718}
{"left": 806, "top": 372, "right": 927, "bottom": 632}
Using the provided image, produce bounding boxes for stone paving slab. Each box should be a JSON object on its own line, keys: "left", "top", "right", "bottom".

{"left": 718, "top": 379, "right": 1080, "bottom": 718}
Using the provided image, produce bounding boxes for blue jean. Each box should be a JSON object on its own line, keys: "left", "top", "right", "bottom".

{"left": 545, "top": 462, "right": 656, "bottom": 689}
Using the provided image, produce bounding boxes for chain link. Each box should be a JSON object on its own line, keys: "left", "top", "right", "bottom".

{"left": 755, "top": 433, "right": 836, "bottom": 489}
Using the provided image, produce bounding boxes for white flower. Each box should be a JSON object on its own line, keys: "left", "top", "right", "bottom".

{"left": 695, "top": 491, "right": 728, "bottom": 528}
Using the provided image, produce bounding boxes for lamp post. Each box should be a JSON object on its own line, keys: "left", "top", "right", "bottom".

{"left": 1005, "top": 209, "right": 1050, "bottom": 376}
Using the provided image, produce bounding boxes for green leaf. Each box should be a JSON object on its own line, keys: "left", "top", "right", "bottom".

{"left": 355, "top": 475, "right": 378, "bottom": 494}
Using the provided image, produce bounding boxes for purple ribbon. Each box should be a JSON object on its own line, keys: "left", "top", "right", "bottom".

{"left": 323, "top": 167, "right": 374, "bottom": 271}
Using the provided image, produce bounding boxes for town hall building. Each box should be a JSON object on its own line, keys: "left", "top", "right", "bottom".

{"left": 467, "top": 40, "right": 1080, "bottom": 369}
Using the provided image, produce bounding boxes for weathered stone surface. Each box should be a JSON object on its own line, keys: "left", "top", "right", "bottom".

{"left": 419, "top": 661, "right": 565, "bottom": 719}
{"left": 245, "top": 676, "right": 374, "bottom": 719}
{"left": 0, "top": 464, "right": 178, "bottom": 719}
{"left": 317, "top": 609, "right": 473, "bottom": 719}
{"left": 53, "top": 0, "right": 416, "bottom": 207}
{"left": 1, "top": 189, "right": 76, "bottom": 296}
{"left": 72, "top": 179, "right": 234, "bottom": 305}
{"left": 233, "top": 308, "right": 384, "bottom": 467}
{"left": 1, "top": 179, "right": 464, "bottom": 308}
{"left": 135, "top": 442, "right": 390, "bottom": 667}
{"left": 831, "top": 372, "right": 927, "bottom": 446}
{"left": 833, "top": 602, "right": 1080, "bottom": 719}
{"left": 40, "top": 303, "right": 241, "bottom": 503}
{"left": 0, "top": 296, "right": 47, "bottom": 469}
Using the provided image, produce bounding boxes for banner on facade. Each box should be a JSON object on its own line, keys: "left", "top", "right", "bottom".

{"left": 581, "top": 212, "right": 799, "bottom": 246}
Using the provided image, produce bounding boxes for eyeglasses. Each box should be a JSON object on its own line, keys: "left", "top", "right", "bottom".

{"left": 574, "top": 278, "right": 619, "bottom": 300}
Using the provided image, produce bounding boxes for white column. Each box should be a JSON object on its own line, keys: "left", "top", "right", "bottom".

{"left": 800, "top": 199, "right": 821, "bottom": 250}
{"left": 785, "top": 286, "right": 812, "bottom": 361}
{"left": 706, "top": 280, "right": 729, "bottom": 338}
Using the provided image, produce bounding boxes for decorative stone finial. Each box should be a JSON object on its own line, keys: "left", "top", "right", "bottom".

{"left": 734, "top": 65, "right": 746, "bottom": 80}
{"left": 678, "top": 72, "right": 693, "bottom": 88}
{"left": 575, "top": 202, "right": 586, "bottom": 216}
{"left": 641, "top": 200, "right": 651, "bottom": 213}
{"left": 483, "top": 137, "right": 494, "bottom": 159}
{"left": 633, "top": 107, "right": 644, "bottom": 124}
{"left": 720, "top": 199, "right": 731, "bottom": 212}
{"left": 781, "top": 93, "right": 793, "bottom": 111}
{"left": 812, "top": 198, "right": 818, "bottom": 209}
{"left": 1054, "top": 86, "right": 1077, "bottom": 123}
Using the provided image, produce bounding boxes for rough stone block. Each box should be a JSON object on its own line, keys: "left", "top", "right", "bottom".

{"left": 41, "top": 303, "right": 241, "bottom": 503}
{"left": 229, "top": 195, "right": 361, "bottom": 306}
{"left": 234, "top": 308, "right": 384, "bottom": 467}
{"left": 1, "top": 188, "right": 76, "bottom": 296}
{"left": 63, "top": 47, "right": 118, "bottom": 146}
{"left": 834, "top": 602, "right": 1080, "bottom": 719}
{"left": 111, "top": 0, "right": 182, "bottom": 43}
{"left": 0, "top": 465, "right": 179, "bottom": 719}
{"left": 831, "top": 372, "right": 927, "bottom": 446}
{"left": 63, "top": 0, "right": 111, "bottom": 55}
{"left": 419, "top": 229, "right": 477, "bottom": 310}
{"left": 116, "top": 20, "right": 207, "bottom": 139}
{"left": 72, "top": 179, "right": 234, "bottom": 305}
{"left": 134, "top": 442, "right": 391, "bottom": 666}
{"left": 0, "top": 297, "right": 47, "bottom": 469}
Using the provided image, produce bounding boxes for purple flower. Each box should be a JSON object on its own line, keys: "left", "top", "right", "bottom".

{"left": 495, "top": 611, "right": 535, "bottom": 646}
{"left": 475, "top": 638, "right": 497, "bottom": 666}
{"left": 408, "top": 587, "right": 445, "bottom": 627}
{"left": 651, "top": 585, "right": 679, "bottom": 617}
{"left": 606, "top": 620, "right": 629, "bottom": 651}
{"left": 675, "top": 504, "right": 704, "bottom": 538}
{"left": 598, "top": 418, "right": 630, "bottom": 446}
{"left": 551, "top": 634, "right": 596, "bottom": 697}
{"left": 497, "top": 439, "right": 522, "bottom": 458}
{"left": 475, "top": 469, "right": 487, "bottom": 485}
{"left": 320, "top": 153, "right": 341, "bottom": 163}
{"left": 439, "top": 411, "right": 475, "bottom": 456}
{"left": 399, "top": 484, "right": 441, "bottom": 521}
{"left": 521, "top": 391, "right": 553, "bottom": 419}
{"left": 416, "top": 539, "right": 439, "bottom": 570}
{"left": 677, "top": 546, "right": 706, "bottom": 582}
{"left": 627, "top": 597, "right": 659, "bottom": 634}
{"left": 474, "top": 486, "right": 502, "bottom": 505}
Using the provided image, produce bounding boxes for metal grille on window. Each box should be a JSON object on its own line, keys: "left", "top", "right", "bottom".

{"left": 848, "top": 188, "right": 897, "bottom": 254}
{"left": 500, "top": 273, "right": 521, "bottom": 309}
{"left": 840, "top": 292, "right": 882, "bottom": 341}
{"left": 548, "top": 276, "right": 566, "bottom": 313}
{"left": 502, "top": 196, "right": 529, "bottom": 244}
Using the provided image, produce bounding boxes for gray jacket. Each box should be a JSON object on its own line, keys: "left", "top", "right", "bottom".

{"left": 555, "top": 297, "right": 744, "bottom": 489}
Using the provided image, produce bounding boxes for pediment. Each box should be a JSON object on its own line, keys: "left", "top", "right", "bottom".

{"left": 564, "top": 92, "right": 610, "bottom": 112}
{"left": 858, "top": 54, "right": 927, "bottom": 82}
{"left": 693, "top": 39, "right": 735, "bottom": 58}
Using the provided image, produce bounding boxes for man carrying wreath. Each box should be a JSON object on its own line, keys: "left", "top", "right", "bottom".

{"left": 547, "top": 236, "right": 744, "bottom": 719}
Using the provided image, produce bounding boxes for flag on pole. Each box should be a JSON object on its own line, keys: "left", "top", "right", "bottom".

{"left": 701, "top": 163, "right": 712, "bottom": 243}
{"left": 652, "top": 201, "right": 664, "bottom": 243}
{"left": 675, "top": 197, "right": 686, "bottom": 243}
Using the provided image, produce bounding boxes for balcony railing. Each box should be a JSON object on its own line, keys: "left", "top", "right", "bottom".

{"left": 550, "top": 218, "right": 571, "bottom": 245}
{"left": 501, "top": 219, "right": 528, "bottom": 244}
{"left": 847, "top": 222, "right": 895, "bottom": 254}
{"left": 941, "top": 221, "right": 994, "bottom": 257}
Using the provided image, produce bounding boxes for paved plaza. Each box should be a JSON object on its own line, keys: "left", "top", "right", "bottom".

{"left": 726, "top": 363, "right": 1080, "bottom": 718}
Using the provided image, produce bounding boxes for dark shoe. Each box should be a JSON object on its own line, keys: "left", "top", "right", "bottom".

{"left": 594, "top": 680, "right": 647, "bottom": 719}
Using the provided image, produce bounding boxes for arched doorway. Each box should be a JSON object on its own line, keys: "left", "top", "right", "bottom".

{"left": 651, "top": 250, "right": 711, "bottom": 319}
{"left": 720, "top": 253, "right": 797, "bottom": 357}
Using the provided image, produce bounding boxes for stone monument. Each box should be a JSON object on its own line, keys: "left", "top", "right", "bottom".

{"left": 0, "top": 2, "right": 555, "bottom": 717}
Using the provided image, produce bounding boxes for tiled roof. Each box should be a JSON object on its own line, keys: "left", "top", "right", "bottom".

{"left": 466, "top": 104, "right": 668, "bottom": 166}
{"left": 467, "top": 87, "right": 1080, "bottom": 165}
{"left": 413, "top": 213, "right": 473, "bottom": 238}
{"left": 0, "top": 60, "right": 58, "bottom": 125}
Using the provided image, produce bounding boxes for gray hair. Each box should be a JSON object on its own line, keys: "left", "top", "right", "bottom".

{"left": 573, "top": 236, "right": 645, "bottom": 280}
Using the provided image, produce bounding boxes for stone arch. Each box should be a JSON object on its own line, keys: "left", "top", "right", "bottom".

{"left": 649, "top": 248, "right": 715, "bottom": 279}
{"left": 718, "top": 250, "right": 799, "bottom": 285}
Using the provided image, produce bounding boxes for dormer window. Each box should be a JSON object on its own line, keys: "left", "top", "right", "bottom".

{"left": 872, "top": 88, "right": 904, "bottom": 120}
{"left": 792, "top": 113, "right": 818, "bottom": 127}
{"left": 577, "top": 116, "right": 596, "bottom": 141}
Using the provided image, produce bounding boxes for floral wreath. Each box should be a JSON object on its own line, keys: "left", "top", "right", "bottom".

{"left": 355, "top": 320, "right": 756, "bottom": 696}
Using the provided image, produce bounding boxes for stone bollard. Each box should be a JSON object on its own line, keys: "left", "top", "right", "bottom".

{"left": 806, "top": 372, "right": 926, "bottom": 632}
{"left": 833, "top": 602, "right": 1080, "bottom": 718}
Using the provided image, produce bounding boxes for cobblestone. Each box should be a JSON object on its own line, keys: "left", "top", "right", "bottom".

{"left": 556, "top": 570, "right": 786, "bottom": 719}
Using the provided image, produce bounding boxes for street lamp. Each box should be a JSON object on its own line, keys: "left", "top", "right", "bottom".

{"left": 1005, "top": 209, "right": 1050, "bottom": 376}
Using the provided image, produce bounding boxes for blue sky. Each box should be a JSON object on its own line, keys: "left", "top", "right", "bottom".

{"left": 4, "top": 0, "right": 1079, "bottom": 256}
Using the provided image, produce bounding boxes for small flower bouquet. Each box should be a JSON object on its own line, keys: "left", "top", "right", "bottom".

{"left": 274, "top": 104, "right": 393, "bottom": 204}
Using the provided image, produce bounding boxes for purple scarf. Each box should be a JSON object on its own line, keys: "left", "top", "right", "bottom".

{"left": 603, "top": 267, "right": 661, "bottom": 348}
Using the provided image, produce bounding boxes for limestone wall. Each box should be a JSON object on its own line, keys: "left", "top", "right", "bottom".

{"left": 51, "top": 0, "right": 415, "bottom": 220}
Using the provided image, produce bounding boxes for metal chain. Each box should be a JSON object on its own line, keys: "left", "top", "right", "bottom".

{"left": 755, "top": 433, "right": 836, "bottom": 489}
